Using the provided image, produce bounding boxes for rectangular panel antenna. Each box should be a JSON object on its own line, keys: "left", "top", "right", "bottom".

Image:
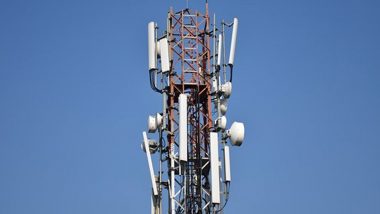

{"left": 159, "top": 38, "right": 170, "bottom": 73}
{"left": 179, "top": 94, "right": 188, "bottom": 162}
{"left": 148, "top": 22, "right": 157, "bottom": 71}
{"left": 210, "top": 132, "right": 220, "bottom": 204}
{"left": 228, "top": 18, "right": 239, "bottom": 66}
{"left": 224, "top": 145, "right": 231, "bottom": 182}
{"left": 217, "top": 34, "right": 223, "bottom": 67}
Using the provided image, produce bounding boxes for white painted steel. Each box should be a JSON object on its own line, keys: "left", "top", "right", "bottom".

{"left": 151, "top": 194, "right": 155, "bottom": 214}
{"left": 170, "top": 156, "right": 175, "bottom": 214}
{"left": 179, "top": 94, "right": 188, "bottom": 162}
{"left": 224, "top": 145, "right": 231, "bottom": 182}
{"left": 143, "top": 132, "right": 158, "bottom": 196}
{"left": 228, "top": 18, "right": 238, "bottom": 66}
{"left": 159, "top": 38, "right": 170, "bottom": 73}
{"left": 210, "top": 132, "right": 220, "bottom": 204}
{"left": 148, "top": 22, "right": 157, "bottom": 71}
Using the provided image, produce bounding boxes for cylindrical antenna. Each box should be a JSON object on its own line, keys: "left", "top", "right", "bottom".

{"left": 222, "top": 20, "right": 227, "bottom": 82}
{"left": 148, "top": 22, "right": 157, "bottom": 71}
{"left": 228, "top": 18, "right": 238, "bottom": 66}
{"left": 217, "top": 34, "right": 223, "bottom": 68}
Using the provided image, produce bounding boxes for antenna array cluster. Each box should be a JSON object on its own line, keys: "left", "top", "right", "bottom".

{"left": 141, "top": 2, "right": 245, "bottom": 213}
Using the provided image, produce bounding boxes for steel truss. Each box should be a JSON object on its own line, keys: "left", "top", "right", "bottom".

{"left": 165, "top": 6, "right": 213, "bottom": 214}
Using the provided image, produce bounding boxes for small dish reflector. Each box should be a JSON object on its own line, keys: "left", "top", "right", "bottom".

{"left": 215, "top": 116, "right": 227, "bottom": 130}
{"left": 155, "top": 113, "right": 163, "bottom": 128}
{"left": 220, "top": 99, "right": 228, "bottom": 115}
{"left": 141, "top": 139, "right": 158, "bottom": 154}
{"left": 148, "top": 115, "right": 157, "bottom": 133}
{"left": 228, "top": 18, "right": 238, "bottom": 66}
{"left": 221, "top": 81, "right": 232, "bottom": 98}
{"left": 227, "top": 122, "right": 245, "bottom": 146}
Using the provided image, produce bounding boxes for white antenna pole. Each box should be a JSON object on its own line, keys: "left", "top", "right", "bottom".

{"left": 222, "top": 19, "right": 227, "bottom": 82}
{"left": 217, "top": 34, "right": 223, "bottom": 68}
{"left": 143, "top": 132, "right": 158, "bottom": 196}
{"left": 170, "top": 155, "right": 175, "bottom": 213}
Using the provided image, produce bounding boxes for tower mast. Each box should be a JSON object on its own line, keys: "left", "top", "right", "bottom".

{"left": 142, "top": 1, "right": 245, "bottom": 213}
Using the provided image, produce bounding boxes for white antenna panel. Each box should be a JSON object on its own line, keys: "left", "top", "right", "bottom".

{"left": 179, "top": 94, "right": 188, "bottom": 162}
{"left": 148, "top": 22, "right": 157, "bottom": 71}
{"left": 210, "top": 132, "right": 220, "bottom": 204}
{"left": 224, "top": 145, "right": 231, "bottom": 182}
{"left": 159, "top": 38, "right": 170, "bottom": 73}
{"left": 143, "top": 131, "right": 158, "bottom": 196}
{"left": 228, "top": 18, "right": 238, "bottom": 66}
{"left": 217, "top": 34, "right": 223, "bottom": 67}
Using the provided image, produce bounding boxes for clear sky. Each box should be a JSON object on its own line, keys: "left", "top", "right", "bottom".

{"left": 1, "top": 0, "right": 379, "bottom": 213}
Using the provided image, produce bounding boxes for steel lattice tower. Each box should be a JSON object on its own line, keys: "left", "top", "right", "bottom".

{"left": 142, "top": 1, "right": 245, "bottom": 213}
{"left": 167, "top": 6, "right": 212, "bottom": 213}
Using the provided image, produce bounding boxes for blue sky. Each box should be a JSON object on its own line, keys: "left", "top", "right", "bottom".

{"left": 0, "top": 0, "right": 379, "bottom": 213}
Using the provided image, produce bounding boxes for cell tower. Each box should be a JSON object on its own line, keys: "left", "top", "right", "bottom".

{"left": 141, "top": 1, "right": 245, "bottom": 213}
